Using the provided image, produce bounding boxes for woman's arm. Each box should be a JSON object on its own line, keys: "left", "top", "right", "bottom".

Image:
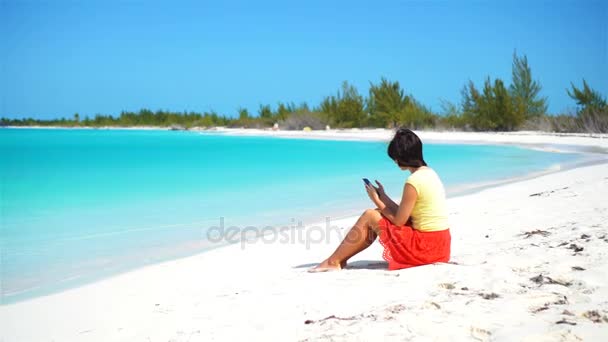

{"left": 376, "top": 183, "right": 418, "bottom": 226}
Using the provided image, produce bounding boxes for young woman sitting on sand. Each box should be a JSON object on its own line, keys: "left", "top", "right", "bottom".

{"left": 311, "top": 128, "right": 451, "bottom": 271}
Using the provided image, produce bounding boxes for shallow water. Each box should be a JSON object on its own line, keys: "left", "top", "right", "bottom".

{"left": 0, "top": 128, "right": 581, "bottom": 303}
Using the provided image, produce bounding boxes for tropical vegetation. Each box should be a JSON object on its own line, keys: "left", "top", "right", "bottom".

{"left": 2, "top": 52, "right": 606, "bottom": 133}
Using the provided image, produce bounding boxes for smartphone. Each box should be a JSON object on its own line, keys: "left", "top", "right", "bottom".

{"left": 363, "top": 178, "right": 372, "bottom": 186}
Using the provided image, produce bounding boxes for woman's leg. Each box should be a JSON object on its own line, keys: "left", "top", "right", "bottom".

{"left": 310, "top": 208, "right": 383, "bottom": 272}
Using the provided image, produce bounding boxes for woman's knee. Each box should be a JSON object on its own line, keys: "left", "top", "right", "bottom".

{"left": 362, "top": 209, "right": 374, "bottom": 217}
{"left": 363, "top": 208, "right": 381, "bottom": 217}
{"left": 362, "top": 208, "right": 382, "bottom": 225}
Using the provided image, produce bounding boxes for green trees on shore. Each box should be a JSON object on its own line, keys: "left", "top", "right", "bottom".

{"left": 320, "top": 81, "right": 366, "bottom": 128}
{"left": 454, "top": 52, "right": 547, "bottom": 131}
{"left": 366, "top": 78, "right": 434, "bottom": 128}
{"left": 568, "top": 80, "right": 607, "bottom": 114}
{"left": 367, "top": 78, "right": 408, "bottom": 128}
{"left": 510, "top": 53, "right": 548, "bottom": 119}
{"left": 565, "top": 80, "right": 608, "bottom": 132}
{"left": 2, "top": 52, "right": 607, "bottom": 132}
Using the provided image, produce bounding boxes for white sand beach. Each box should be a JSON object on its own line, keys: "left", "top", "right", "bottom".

{"left": 1, "top": 131, "right": 607, "bottom": 341}
{"left": 211, "top": 128, "right": 608, "bottom": 151}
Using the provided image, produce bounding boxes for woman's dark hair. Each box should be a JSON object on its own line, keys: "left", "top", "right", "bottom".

{"left": 387, "top": 128, "right": 427, "bottom": 168}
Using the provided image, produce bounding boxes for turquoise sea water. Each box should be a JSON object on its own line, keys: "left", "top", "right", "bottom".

{"left": 0, "top": 128, "right": 581, "bottom": 303}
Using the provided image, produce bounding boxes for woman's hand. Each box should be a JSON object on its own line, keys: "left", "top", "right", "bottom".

{"left": 365, "top": 182, "right": 383, "bottom": 207}
{"left": 374, "top": 180, "right": 386, "bottom": 197}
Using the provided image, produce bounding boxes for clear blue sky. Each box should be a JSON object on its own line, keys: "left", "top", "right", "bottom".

{"left": 1, "top": 0, "right": 607, "bottom": 119}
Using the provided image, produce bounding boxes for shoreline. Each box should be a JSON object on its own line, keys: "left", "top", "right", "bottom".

{"left": 211, "top": 128, "right": 608, "bottom": 154}
{"left": 2, "top": 130, "right": 608, "bottom": 340}
{"left": 5, "top": 125, "right": 608, "bottom": 158}
{"left": 3, "top": 125, "right": 608, "bottom": 150}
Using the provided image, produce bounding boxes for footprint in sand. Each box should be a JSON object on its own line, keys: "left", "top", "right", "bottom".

{"left": 583, "top": 310, "right": 608, "bottom": 323}
{"left": 530, "top": 274, "right": 572, "bottom": 287}
{"left": 478, "top": 292, "right": 500, "bottom": 300}
{"left": 470, "top": 326, "right": 492, "bottom": 341}
{"left": 438, "top": 282, "right": 455, "bottom": 290}
{"left": 556, "top": 318, "right": 577, "bottom": 325}
{"left": 530, "top": 295, "right": 569, "bottom": 314}
{"left": 386, "top": 304, "right": 407, "bottom": 314}
{"left": 567, "top": 243, "right": 584, "bottom": 253}
{"left": 520, "top": 229, "right": 551, "bottom": 239}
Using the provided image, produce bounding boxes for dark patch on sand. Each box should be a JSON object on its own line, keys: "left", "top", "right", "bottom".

{"left": 529, "top": 187, "right": 569, "bottom": 197}
{"left": 521, "top": 230, "right": 551, "bottom": 238}
{"left": 530, "top": 274, "right": 572, "bottom": 287}
{"left": 479, "top": 293, "right": 500, "bottom": 300}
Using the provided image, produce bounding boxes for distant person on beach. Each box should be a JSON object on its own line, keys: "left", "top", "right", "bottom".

{"left": 311, "top": 128, "right": 451, "bottom": 271}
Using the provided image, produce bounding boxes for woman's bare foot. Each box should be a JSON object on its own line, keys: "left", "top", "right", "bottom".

{"left": 308, "top": 258, "right": 345, "bottom": 273}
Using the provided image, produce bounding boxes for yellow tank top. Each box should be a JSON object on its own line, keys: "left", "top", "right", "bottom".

{"left": 406, "top": 167, "right": 449, "bottom": 232}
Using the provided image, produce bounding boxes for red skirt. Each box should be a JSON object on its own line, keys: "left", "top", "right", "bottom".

{"left": 377, "top": 217, "right": 451, "bottom": 270}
